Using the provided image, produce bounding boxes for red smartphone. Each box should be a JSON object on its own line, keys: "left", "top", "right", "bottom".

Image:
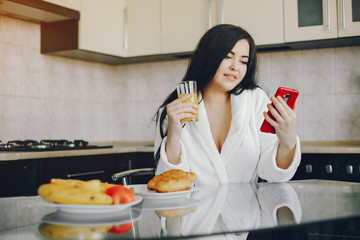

{"left": 260, "top": 87, "right": 299, "bottom": 134}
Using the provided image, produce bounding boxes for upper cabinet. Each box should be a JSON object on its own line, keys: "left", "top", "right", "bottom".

{"left": 126, "top": 0, "right": 160, "bottom": 57}
{"left": 284, "top": 0, "right": 360, "bottom": 42}
{"left": 160, "top": 0, "right": 217, "bottom": 54}
{"left": 79, "top": 0, "right": 126, "bottom": 56}
{"left": 338, "top": 0, "right": 360, "bottom": 37}
{"left": 222, "top": 0, "right": 284, "bottom": 45}
{"left": 42, "top": 0, "right": 81, "bottom": 11}
{"left": 9, "top": 0, "right": 357, "bottom": 64}
{"left": 76, "top": 0, "right": 160, "bottom": 57}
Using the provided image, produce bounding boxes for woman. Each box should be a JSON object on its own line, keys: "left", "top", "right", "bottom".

{"left": 154, "top": 24, "right": 301, "bottom": 185}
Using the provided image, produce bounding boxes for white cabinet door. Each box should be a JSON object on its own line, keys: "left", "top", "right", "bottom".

{"left": 160, "top": 0, "right": 216, "bottom": 54}
{"left": 126, "top": 0, "right": 161, "bottom": 57}
{"left": 79, "top": 0, "right": 127, "bottom": 56}
{"left": 338, "top": 0, "right": 360, "bottom": 37}
{"left": 42, "top": 0, "right": 81, "bottom": 11}
{"left": 223, "top": 0, "right": 284, "bottom": 45}
{"left": 284, "top": 0, "right": 338, "bottom": 42}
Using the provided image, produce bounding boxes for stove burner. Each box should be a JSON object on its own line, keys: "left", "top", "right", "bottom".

{"left": 0, "top": 139, "right": 111, "bottom": 152}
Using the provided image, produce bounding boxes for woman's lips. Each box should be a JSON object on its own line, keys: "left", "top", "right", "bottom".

{"left": 224, "top": 73, "right": 238, "bottom": 81}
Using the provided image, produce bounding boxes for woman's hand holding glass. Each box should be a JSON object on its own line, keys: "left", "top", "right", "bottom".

{"left": 166, "top": 94, "right": 199, "bottom": 137}
{"left": 165, "top": 94, "right": 198, "bottom": 165}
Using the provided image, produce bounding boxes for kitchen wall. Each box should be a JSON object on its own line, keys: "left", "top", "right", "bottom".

{"left": 0, "top": 16, "right": 359, "bottom": 143}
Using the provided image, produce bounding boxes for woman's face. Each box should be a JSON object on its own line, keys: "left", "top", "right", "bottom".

{"left": 209, "top": 39, "right": 250, "bottom": 93}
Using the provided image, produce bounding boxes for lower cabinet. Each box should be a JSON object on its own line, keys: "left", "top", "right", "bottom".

{"left": 0, "top": 160, "right": 38, "bottom": 197}
{"left": 1, "top": 152, "right": 154, "bottom": 197}
{"left": 293, "top": 154, "right": 360, "bottom": 183}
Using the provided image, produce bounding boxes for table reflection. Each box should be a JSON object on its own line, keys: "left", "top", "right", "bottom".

{"left": 136, "top": 183, "right": 301, "bottom": 239}
{"left": 1, "top": 180, "right": 359, "bottom": 240}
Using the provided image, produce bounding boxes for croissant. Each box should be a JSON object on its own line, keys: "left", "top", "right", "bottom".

{"left": 147, "top": 169, "right": 196, "bottom": 193}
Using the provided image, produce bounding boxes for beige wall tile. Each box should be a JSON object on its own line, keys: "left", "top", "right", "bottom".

{"left": 0, "top": 43, "right": 17, "bottom": 96}
{"left": 0, "top": 16, "right": 17, "bottom": 44}
{"left": 0, "top": 16, "right": 359, "bottom": 142}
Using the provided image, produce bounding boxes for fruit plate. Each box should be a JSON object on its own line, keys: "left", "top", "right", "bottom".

{"left": 41, "top": 208, "right": 141, "bottom": 226}
{"left": 127, "top": 184, "right": 200, "bottom": 200}
{"left": 42, "top": 195, "right": 143, "bottom": 214}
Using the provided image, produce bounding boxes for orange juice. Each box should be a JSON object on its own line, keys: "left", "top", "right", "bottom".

{"left": 178, "top": 93, "right": 199, "bottom": 123}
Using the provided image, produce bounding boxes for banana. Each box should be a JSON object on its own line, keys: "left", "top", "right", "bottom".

{"left": 38, "top": 184, "right": 113, "bottom": 205}
{"left": 39, "top": 223, "right": 111, "bottom": 240}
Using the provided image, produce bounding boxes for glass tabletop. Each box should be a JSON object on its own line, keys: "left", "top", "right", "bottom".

{"left": 0, "top": 180, "right": 359, "bottom": 239}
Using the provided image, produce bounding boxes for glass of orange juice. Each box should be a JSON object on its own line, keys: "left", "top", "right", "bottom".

{"left": 176, "top": 80, "right": 199, "bottom": 124}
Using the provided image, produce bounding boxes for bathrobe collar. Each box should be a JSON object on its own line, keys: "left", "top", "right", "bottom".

{"left": 188, "top": 91, "right": 252, "bottom": 184}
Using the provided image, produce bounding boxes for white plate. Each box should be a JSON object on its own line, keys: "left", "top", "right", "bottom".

{"left": 127, "top": 184, "right": 199, "bottom": 200}
{"left": 42, "top": 208, "right": 141, "bottom": 226}
{"left": 42, "top": 195, "right": 143, "bottom": 214}
{"left": 140, "top": 198, "right": 199, "bottom": 210}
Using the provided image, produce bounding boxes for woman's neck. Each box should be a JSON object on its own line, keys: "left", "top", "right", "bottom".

{"left": 202, "top": 88, "right": 230, "bottom": 105}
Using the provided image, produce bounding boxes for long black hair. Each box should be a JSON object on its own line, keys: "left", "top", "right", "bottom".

{"left": 153, "top": 24, "right": 258, "bottom": 166}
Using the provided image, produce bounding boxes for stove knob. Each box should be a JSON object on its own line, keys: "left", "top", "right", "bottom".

{"left": 346, "top": 165, "right": 353, "bottom": 174}
{"left": 325, "top": 164, "right": 333, "bottom": 174}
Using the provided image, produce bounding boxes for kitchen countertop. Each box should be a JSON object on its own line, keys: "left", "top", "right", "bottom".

{"left": 0, "top": 141, "right": 154, "bottom": 161}
{"left": 1, "top": 180, "right": 359, "bottom": 240}
{"left": 0, "top": 140, "right": 359, "bottom": 162}
{"left": 300, "top": 140, "right": 360, "bottom": 154}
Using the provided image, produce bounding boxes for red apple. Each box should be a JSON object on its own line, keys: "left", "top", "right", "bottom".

{"left": 105, "top": 185, "right": 135, "bottom": 205}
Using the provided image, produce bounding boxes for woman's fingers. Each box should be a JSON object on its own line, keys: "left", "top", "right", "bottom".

{"left": 167, "top": 95, "right": 198, "bottom": 123}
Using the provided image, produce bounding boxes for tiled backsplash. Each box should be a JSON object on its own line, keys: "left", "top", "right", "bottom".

{"left": 0, "top": 16, "right": 359, "bottom": 142}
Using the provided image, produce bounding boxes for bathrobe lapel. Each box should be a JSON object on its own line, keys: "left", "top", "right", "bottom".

{"left": 221, "top": 91, "right": 252, "bottom": 166}
{"left": 189, "top": 91, "right": 252, "bottom": 184}
{"left": 189, "top": 94, "right": 229, "bottom": 184}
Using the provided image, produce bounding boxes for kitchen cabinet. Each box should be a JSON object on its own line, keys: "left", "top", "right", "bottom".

{"left": 0, "top": 160, "right": 38, "bottom": 197}
{"left": 80, "top": 0, "right": 160, "bottom": 57}
{"left": 284, "top": 0, "right": 360, "bottom": 42}
{"left": 293, "top": 153, "right": 360, "bottom": 182}
{"left": 79, "top": 0, "right": 127, "bottom": 57}
{"left": 222, "top": 0, "right": 284, "bottom": 45}
{"left": 42, "top": 0, "right": 81, "bottom": 11}
{"left": 0, "top": 152, "right": 154, "bottom": 197}
{"left": 160, "top": 0, "right": 217, "bottom": 54}
{"left": 126, "top": 0, "right": 161, "bottom": 57}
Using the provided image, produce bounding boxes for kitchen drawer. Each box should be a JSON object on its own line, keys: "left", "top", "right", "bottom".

{"left": 293, "top": 154, "right": 360, "bottom": 182}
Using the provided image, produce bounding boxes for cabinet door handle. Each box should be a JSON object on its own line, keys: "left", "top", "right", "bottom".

{"left": 67, "top": 170, "right": 105, "bottom": 178}
{"left": 342, "top": 0, "right": 346, "bottom": 29}
{"left": 327, "top": 0, "right": 331, "bottom": 30}
{"left": 305, "top": 164, "right": 313, "bottom": 173}
{"left": 325, "top": 164, "right": 333, "bottom": 174}
{"left": 123, "top": 6, "right": 128, "bottom": 50}
{"left": 346, "top": 165, "right": 353, "bottom": 174}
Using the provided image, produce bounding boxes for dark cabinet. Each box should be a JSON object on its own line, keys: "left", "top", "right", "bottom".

{"left": 0, "top": 160, "right": 38, "bottom": 197}
{"left": 1, "top": 152, "right": 154, "bottom": 197}
{"left": 293, "top": 154, "right": 360, "bottom": 182}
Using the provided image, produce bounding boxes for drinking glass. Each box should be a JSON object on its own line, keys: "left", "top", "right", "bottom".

{"left": 176, "top": 80, "right": 199, "bottom": 123}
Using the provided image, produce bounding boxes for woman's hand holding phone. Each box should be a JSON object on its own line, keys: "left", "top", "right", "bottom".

{"left": 261, "top": 87, "right": 299, "bottom": 169}
{"left": 263, "top": 95, "right": 297, "bottom": 149}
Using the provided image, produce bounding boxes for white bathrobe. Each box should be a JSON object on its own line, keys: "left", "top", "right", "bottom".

{"left": 155, "top": 87, "right": 301, "bottom": 186}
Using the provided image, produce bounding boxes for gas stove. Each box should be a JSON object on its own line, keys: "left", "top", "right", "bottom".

{"left": 0, "top": 139, "right": 113, "bottom": 151}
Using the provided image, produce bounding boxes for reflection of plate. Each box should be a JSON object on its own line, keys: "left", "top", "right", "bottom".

{"left": 42, "top": 195, "right": 143, "bottom": 214}
{"left": 127, "top": 184, "right": 199, "bottom": 200}
{"left": 42, "top": 208, "right": 141, "bottom": 226}
{"left": 140, "top": 198, "right": 199, "bottom": 210}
